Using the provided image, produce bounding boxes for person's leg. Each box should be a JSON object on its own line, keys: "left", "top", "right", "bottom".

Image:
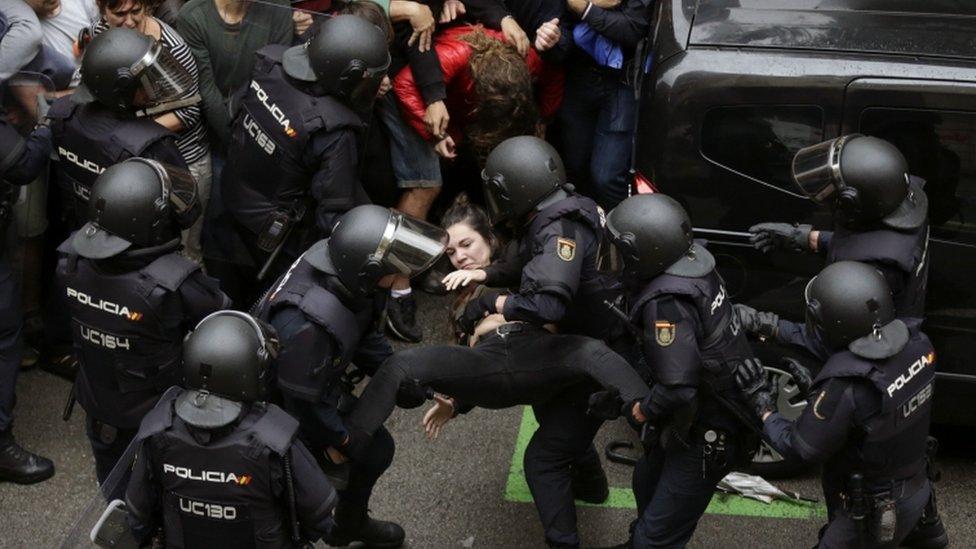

{"left": 84, "top": 416, "right": 137, "bottom": 487}
{"left": 558, "top": 68, "right": 601, "bottom": 197}
{"left": 524, "top": 385, "right": 605, "bottom": 548}
{"left": 631, "top": 441, "right": 736, "bottom": 548}
{"left": 181, "top": 152, "right": 212, "bottom": 265}
{"left": 327, "top": 426, "right": 406, "bottom": 546}
{"left": 377, "top": 95, "right": 444, "bottom": 340}
{"left": 0, "top": 250, "right": 54, "bottom": 484}
{"left": 589, "top": 79, "right": 638, "bottom": 210}
{"left": 563, "top": 336, "right": 651, "bottom": 403}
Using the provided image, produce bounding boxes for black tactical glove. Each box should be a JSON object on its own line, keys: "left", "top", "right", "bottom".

{"left": 587, "top": 389, "right": 627, "bottom": 420}
{"left": 338, "top": 429, "right": 371, "bottom": 463}
{"left": 749, "top": 223, "right": 813, "bottom": 254}
{"left": 395, "top": 378, "right": 435, "bottom": 409}
{"left": 734, "top": 358, "right": 777, "bottom": 417}
{"left": 781, "top": 357, "right": 813, "bottom": 398}
{"left": 733, "top": 304, "right": 780, "bottom": 339}
{"left": 458, "top": 289, "right": 502, "bottom": 334}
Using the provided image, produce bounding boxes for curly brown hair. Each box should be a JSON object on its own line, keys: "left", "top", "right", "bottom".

{"left": 460, "top": 28, "right": 539, "bottom": 162}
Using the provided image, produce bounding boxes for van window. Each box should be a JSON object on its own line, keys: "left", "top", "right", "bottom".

{"left": 700, "top": 105, "right": 824, "bottom": 195}
{"left": 860, "top": 108, "right": 976, "bottom": 244}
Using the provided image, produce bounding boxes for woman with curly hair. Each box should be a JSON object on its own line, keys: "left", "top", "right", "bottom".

{"left": 393, "top": 24, "right": 563, "bottom": 161}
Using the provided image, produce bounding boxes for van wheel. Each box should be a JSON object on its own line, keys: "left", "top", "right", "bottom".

{"left": 745, "top": 366, "right": 811, "bottom": 479}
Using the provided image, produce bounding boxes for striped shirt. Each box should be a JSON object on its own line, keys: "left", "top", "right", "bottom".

{"left": 91, "top": 18, "right": 209, "bottom": 164}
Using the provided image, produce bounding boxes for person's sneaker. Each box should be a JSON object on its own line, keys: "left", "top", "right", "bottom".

{"left": 571, "top": 463, "right": 610, "bottom": 504}
{"left": 0, "top": 431, "right": 54, "bottom": 484}
{"left": 387, "top": 294, "right": 422, "bottom": 343}
{"left": 325, "top": 503, "right": 405, "bottom": 548}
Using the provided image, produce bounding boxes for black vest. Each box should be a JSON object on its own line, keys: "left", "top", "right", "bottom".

{"left": 137, "top": 389, "right": 318, "bottom": 549}
{"left": 827, "top": 224, "right": 929, "bottom": 320}
{"left": 222, "top": 45, "right": 364, "bottom": 237}
{"left": 254, "top": 256, "right": 380, "bottom": 401}
{"left": 57, "top": 244, "right": 200, "bottom": 428}
{"left": 522, "top": 194, "right": 623, "bottom": 341}
{"left": 47, "top": 98, "right": 174, "bottom": 215}
{"left": 631, "top": 268, "right": 755, "bottom": 431}
{"left": 816, "top": 329, "right": 935, "bottom": 485}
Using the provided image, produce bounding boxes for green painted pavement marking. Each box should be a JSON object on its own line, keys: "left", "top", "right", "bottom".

{"left": 504, "top": 406, "right": 826, "bottom": 520}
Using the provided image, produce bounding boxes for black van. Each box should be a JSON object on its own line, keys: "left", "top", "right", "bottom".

{"left": 633, "top": 0, "right": 976, "bottom": 468}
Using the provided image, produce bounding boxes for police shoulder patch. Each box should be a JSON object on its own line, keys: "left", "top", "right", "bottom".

{"left": 556, "top": 237, "right": 576, "bottom": 262}
{"left": 654, "top": 321, "right": 676, "bottom": 346}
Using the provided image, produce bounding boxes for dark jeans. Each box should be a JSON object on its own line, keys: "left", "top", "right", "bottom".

{"left": 339, "top": 425, "right": 395, "bottom": 509}
{"left": 345, "top": 326, "right": 650, "bottom": 437}
{"left": 345, "top": 326, "right": 650, "bottom": 547}
{"left": 0, "top": 252, "right": 22, "bottom": 432}
{"left": 558, "top": 66, "right": 637, "bottom": 210}
{"left": 632, "top": 437, "right": 740, "bottom": 548}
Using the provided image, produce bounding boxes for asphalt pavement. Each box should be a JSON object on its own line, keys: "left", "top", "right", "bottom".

{"left": 1, "top": 292, "right": 974, "bottom": 548}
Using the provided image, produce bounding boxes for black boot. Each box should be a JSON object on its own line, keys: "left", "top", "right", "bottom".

{"left": 0, "top": 430, "right": 55, "bottom": 484}
{"left": 325, "top": 501, "right": 405, "bottom": 548}
{"left": 902, "top": 493, "right": 949, "bottom": 549}
{"left": 571, "top": 463, "right": 609, "bottom": 504}
{"left": 386, "top": 293, "right": 422, "bottom": 343}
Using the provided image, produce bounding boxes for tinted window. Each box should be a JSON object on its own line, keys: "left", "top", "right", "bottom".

{"left": 860, "top": 108, "right": 976, "bottom": 244}
{"left": 700, "top": 105, "right": 824, "bottom": 194}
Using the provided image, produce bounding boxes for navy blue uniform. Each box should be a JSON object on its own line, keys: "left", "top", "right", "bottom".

{"left": 764, "top": 326, "right": 936, "bottom": 547}
{"left": 255, "top": 255, "right": 394, "bottom": 510}
{"left": 628, "top": 258, "right": 759, "bottom": 548}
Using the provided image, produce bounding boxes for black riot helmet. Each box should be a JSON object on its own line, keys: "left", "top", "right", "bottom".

{"left": 303, "top": 205, "right": 447, "bottom": 295}
{"left": 70, "top": 158, "right": 198, "bottom": 259}
{"left": 481, "top": 136, "right": 570, "bottom": 226}
{"left": 282, "top": 15, "right": 390, "bottom": 111}
{"left": 73, "top": 27, "right": 196, "bottom": 115}
{"left": 606, "top": 194, "right": 714, "bottom": 281}
{"left": 177, "top": 311, "right": 279, "bottom": 428}
{"left": 805, "top": 261, "right": 909, "bottom": 360}
{"left": 792, "top": 134, "right": 927, "bottom": 230}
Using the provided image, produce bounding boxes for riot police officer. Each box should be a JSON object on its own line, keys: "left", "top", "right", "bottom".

{"left": 124, "top": 310, "right": 337, "bottom": 547}
{"left": 214, "top": 15, "right": 391, "bottom": 305}
{"left": 604, "top": 193, "right": 763, "bottom": 547}
{"left": 741, "top": 135, "right": 929, "bottom": 359}
{"left": 0, "top": 118, "right": 54, "bottom": 484}
{"left": 735, "top": 261, "right": 948, "bottom": 548}
{"left": 451, "top": 135, "right": 625, "bottom": 548}
{"left": 254, "top": 204, "right": 447, "bottom": 548}
{"left": 46, "top": 27, "right": 192, "bottom": 227}
{"left": 56, "top": 158, "right": 229, "bottom": 483}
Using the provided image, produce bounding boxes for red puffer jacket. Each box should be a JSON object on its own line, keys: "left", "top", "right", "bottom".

{"left": 393, "top": 25, "right": 564, "bottom": 143}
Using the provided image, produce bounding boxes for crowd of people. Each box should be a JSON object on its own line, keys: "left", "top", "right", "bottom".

{"left": 0, "top": 0, "right": 954, "bottom": 547}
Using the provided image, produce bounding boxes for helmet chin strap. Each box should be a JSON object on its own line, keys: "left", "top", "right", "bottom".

{"left": 121, "top": 237, "right": 181, "bottom": 258}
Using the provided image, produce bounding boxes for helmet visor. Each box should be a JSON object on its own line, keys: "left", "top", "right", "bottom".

{"left": 138, "top": 158, "right": 199, "bottom": 229}
{"left": 134, "top": 41, "right": 195, "bottom": 107}
{"left": 481, "top": 170, "right": 511, "bottom": 226}
{"left": 377, "top": 212, "right": 447, "bottom": 278}
{"left": 347, "top": 55, "right": 391, "bottom": 111}
{"left": 792, "top": 135, "right": 859, "bottom": 203}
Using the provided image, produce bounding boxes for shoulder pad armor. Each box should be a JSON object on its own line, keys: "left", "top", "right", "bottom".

{"left": 141, "top": 253, "right": 201, "bottom": 292}
{"left": 251, "top": 403, "right": 299, "bottom": 455}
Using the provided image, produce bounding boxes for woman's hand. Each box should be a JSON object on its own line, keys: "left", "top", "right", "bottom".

{"left": 501, "top": 16, "right": 529, "bottom": 56}
{"left": 424, "top": 100, "right": 450, "bottom": 138}
{"left": 434, "top": 135, "right": 457, "bottom": 158}
{"left": 441, "top": 268, "right": 486, "bottom": 291}
{"left": 407, "top": 3, "right": 436, "bottom": 53}
{"left": 534, "top": 18, "right": 560, "bottom": 52}
{"left": 423, "top": 394, "right": 456, "bottom": 440}
{"left": 440, "top": 0, "right": 465, "bottom": 23}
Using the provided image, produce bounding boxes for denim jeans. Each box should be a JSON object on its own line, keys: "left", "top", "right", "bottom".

{"left": 376, "top": 94, "right": 442, "bottom": 189}
{"left": 558, "top": 66, "right": 637, "bottom": 210}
